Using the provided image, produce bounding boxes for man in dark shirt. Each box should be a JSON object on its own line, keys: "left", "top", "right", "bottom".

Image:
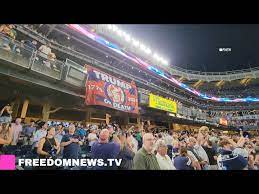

{"left": 203, "top": 140, "right": 218, "bottom": 170}
{"left": 60, "top": 124, "right": 83, "bottom": 159}
{"left": 91, "top": 129, "right": 120, "bottom": 170}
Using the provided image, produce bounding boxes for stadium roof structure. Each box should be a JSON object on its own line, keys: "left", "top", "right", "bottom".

{"left": 66, "top": 24, "right": 259, "bottom": 103}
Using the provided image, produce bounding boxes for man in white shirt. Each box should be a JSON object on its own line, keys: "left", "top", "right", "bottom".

{"left": 187, "top": 137, "right": 209, "bottom": 169}
{"left": 38, "top": 43, "right": 52, "bottom": 59}
{"left": 11, "top": 118, "right": 23, "bottom": 145}
{"left": 156, "top": 139, "right": 176, "bottom": 170}
{"left": 32, "top": 121, "right": 48, "bottom": 153}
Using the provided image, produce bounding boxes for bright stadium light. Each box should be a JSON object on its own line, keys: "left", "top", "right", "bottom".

{"left": 132, "top": 39, "right": 140, "bottom": 47}
{"left": 117, "top": 29, "right": 123, "bottom": 37}
{"left": 153, "top": 53, "right": 160, "bottom": 60}
{"left": 161, "top": 59, "right": 169, "bottom": 66}
{"left": 140, "top": 44, "right": 146, "bottom": 51}
{"left": 112, "top": 25, "right": 118, "bottom": 32}
{"left": 124, "top": 34, "right": 131, "bottom": 42}
{"left": 145, "top": 48, "right": 152, "bottom": 55}
{"left": 107, "top": 24, "right": 113, "bottom": 30}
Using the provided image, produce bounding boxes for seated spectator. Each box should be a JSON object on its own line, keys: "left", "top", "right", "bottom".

{"left": 22, "top": 119, "right": 36, "bottom": 145}
{"left": 37, "top": 127, "right": 60, "bottom": 159}
{"left": 155, "top": 139, "right": 175, "bottom": 170}
{"left": 60, "top": 124, "right": 83, "bottom": 159}
{"left": 133, "top": 133, "right": 160, "bottom": 170}
{"left": 11, "top": 118, "right": 23, "bottom": 146}
{"left": 0, "top": 104, "right": 13, "bottom": 123}
{"left": 91, "top": 129, "right": 120, "bottom": 170}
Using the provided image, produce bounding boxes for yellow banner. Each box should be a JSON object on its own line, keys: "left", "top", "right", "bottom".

{"left": 149, "top": 94, "right": 177, "bottom": 113}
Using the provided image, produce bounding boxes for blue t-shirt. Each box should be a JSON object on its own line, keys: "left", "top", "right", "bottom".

{"left": 91, "top": 141, "right": 120, "bottom": 170}
{"left": 174, "top": 156, "right": 193, "bottom": 170}
{"left": 61, "top": 134, "right": 81, "bottom": 159}
{"left": 23, "top": 126, "right": 36, "bottom": 136}
{"left": 75, "top": 128, "right": 87, "bottom": 139}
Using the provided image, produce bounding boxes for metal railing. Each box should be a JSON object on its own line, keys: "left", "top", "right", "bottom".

{"left": 0, "top": 33, "right": 64, "bottom": 80}
{"left": 31, "top": 51, "right": 63, "bottom": 80}
{"left": 0, "top": 33, "right": 34, "bottom": 69}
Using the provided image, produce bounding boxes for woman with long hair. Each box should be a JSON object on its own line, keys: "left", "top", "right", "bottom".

{"left": 0, "top": 122, "right": 13, "bottom": 153}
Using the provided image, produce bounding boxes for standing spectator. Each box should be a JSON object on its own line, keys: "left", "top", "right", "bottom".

{"left": 117, "top": 133, "right": 135, "bottom": 170}
{"left": 55, "top": 124, "right": 65, "bottom": 144}
{"left": 127, "top": 131, "right": 138, "bottom": 154}
{"left": 75, "top": 123, "right": 87, "bottom": 141}
{"left": 32, "top": 121, "right": 48, "bottom": 154}
{"left": 187, "top": 137, "right": 210, "bottom": 170}
{"left": 88, "top": 126, "right": 98, "bottom": 148}
{"left": 133, "top": 133, "right": 160, "bottom": 170}
{"left": 23, "top": 119, "right": 36, "bottom": 145}
{"left": 0, "top": 24, "right": 16, "bottom": 51}
{"left": 11, "top": 117, "right": 23, "bottom": 146}
{"left": 91, "top": 129, "right": 120, "bottom": 170}
{"left": 155, "top": 139, "right": 175, "bottom": 170}
{"left": 217, "top": 139, "right": 248, "bottom": 170}
{"left": 203, "top": 140, "right": 218, "bottom": 170}
{"left": 60, "top": 124, "right": 83, "bottom": 159}
{"left": 0, "top": 104, "right": 13, "bottom": 123}
{"left": 174, "top": 146, "right": 199, "bottom": 170}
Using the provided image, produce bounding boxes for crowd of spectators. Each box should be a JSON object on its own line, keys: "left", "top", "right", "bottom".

{"left": 1, "top": 114, "right": 259, "bottom": 170}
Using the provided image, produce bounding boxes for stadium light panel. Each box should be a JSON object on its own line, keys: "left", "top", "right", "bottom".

{"left": 132, "top": 39, "right": 140, "bottom": 47}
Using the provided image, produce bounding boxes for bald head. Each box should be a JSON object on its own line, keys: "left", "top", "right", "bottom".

{"left": 99, "top": 129, "right": 109, "bottom": 143}
{"left": 143, "top": 133, "right": 155, "bottom": 153}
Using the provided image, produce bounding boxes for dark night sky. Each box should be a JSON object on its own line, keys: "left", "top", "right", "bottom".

{"left": 120, "top": 24, "right": 259, "bottom": 72}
